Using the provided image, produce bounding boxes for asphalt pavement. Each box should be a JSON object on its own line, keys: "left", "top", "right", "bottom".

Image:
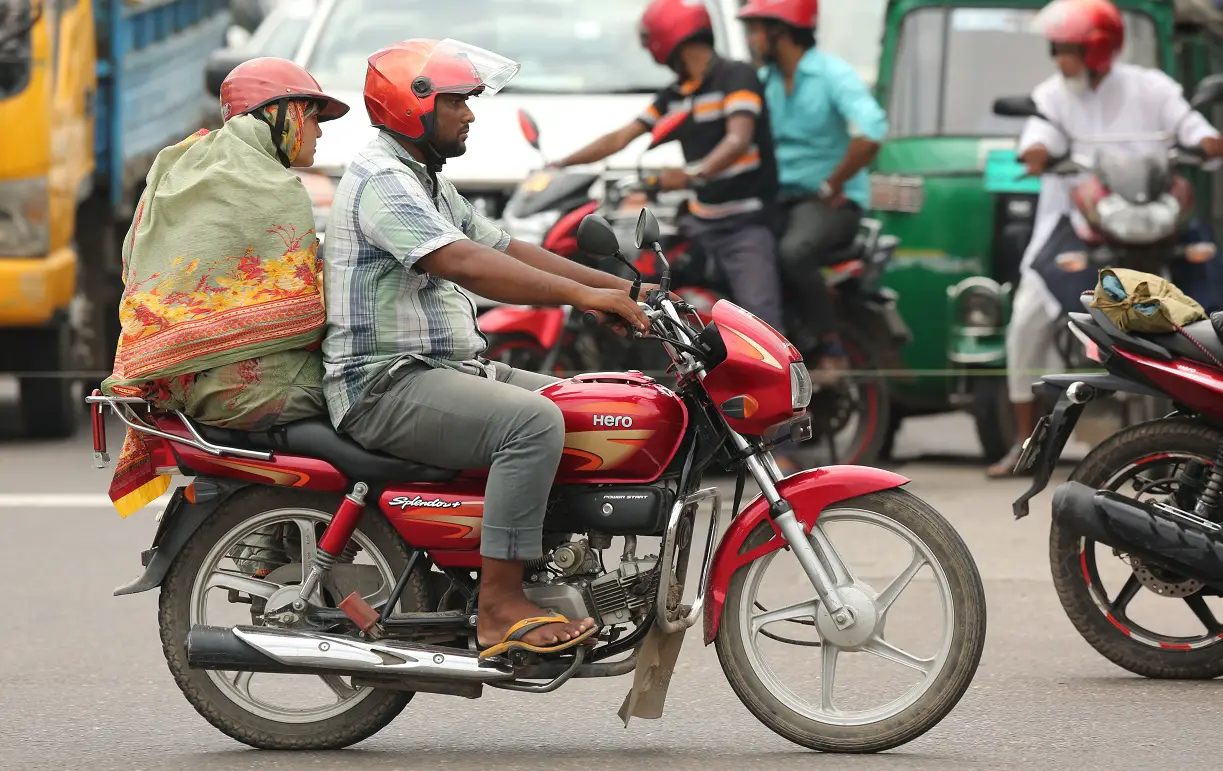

{"left": 2, "top": 393, "right": 1221, "bottom": 771}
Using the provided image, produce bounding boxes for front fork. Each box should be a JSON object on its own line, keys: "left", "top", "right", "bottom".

{"left": 748, "top": 448, "right": 857, "bottom": 631}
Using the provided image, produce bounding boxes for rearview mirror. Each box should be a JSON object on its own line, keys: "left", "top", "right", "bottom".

{"left": 992, "top": 96, "right": 1043, "bottom": 120}
{"left": 517, "top": 109, "right": 541, "bottom": 151}
{"left": 649, "top": 110, "right": 690, "bottom": 149}
{"left": 205, "top": 49, "right": 253, "bottom": 98}
{"left": 576, "top": 214, "right": 621, "bottom": 258}
{"left": 1191, "top": 75, "right": 1223, "bottom": 110}
{"left": 634, "top": 208, "right": 661, "bottom": 250}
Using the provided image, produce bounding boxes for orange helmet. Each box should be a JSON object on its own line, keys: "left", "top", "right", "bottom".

{"left": 639, "top": 0, "right": 714, "bottom": 66}
{"left": 1033, "top": 0, "right": 1125, "bottom": 73}
{"left": 219, "top": 57, "right": 349, "bottom": 123}
{"left": 737, "top": 0, "right": 818, "bottom": 30}
{"left": 364, "top": 38, "right": 519, "bottom": 145}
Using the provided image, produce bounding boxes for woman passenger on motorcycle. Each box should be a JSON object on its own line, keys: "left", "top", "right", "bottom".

{"left": 101, "top": 58, "right": 349, "bottom": 514}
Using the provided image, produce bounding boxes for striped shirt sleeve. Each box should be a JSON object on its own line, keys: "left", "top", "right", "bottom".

{"left": 721, "top": 63, "right": 764, "bottom": 117}
{"left": 357, "top": 168, "right": 467, "bottom": 270}
{"left": 636, "top": 91, "right": 672, "bottom": 127}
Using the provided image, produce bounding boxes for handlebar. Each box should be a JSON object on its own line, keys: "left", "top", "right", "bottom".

{"left": 581, "top": 309, "right": 606, "bottom": 328}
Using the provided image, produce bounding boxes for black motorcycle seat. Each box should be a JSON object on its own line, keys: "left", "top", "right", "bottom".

{"left": 817, "top": 239, "right": 866, "bottom": 268}
{"left": 195, "top": 418, "right": 459, "bottom": 484}
{"left": 1147, "top": 319, "right": 1223, "bottom": 367}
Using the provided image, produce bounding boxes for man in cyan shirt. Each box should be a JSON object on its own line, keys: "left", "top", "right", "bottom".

{"left": 738, "top": 0, "right": 888, "bottom": 379}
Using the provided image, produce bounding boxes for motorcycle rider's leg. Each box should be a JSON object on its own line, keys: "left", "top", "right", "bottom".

{"left": 777, "top": 198, "right": 863, "bottom": 383}
{"left": 339, "top": 359, "right": 595, "bottom": 646}
{"left": 684, "top": 215, "right": 787, "bottom": 333}
{"left": 987, "top": 276, "right": 1063, "bottom": 478}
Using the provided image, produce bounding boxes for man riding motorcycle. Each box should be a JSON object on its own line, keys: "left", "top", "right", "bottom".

{"left": 736, "top": 0, "right": 889, "bottom": 381}
{"left": 321, "top": 38, "right": 652, "bottom": 657}
{"left": 986, "top": 0, "right": 1223, "bottom": 478}
{"left": 550, "top": 0, "right": 788, "bottom": 336}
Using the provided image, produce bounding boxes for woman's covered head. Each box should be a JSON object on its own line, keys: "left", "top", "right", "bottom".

{"left": 260, "top": 100, "right": 322, "bottom": 167}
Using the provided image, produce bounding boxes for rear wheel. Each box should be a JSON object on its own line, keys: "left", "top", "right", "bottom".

{"left": 797, "top": 323, "right": 890, "bottom": 467}
{"left": 971, "top": 376, "right": 1016, "bottom": 464}
{"left": 715, "top": 489, "right": 986, "bottom": 752}
{"left": 19, "top": 317, "right": 79, "bottom": 439}
{"left": 159, "top": 486, "right": 429, "bottom": 749}
{"left": 1049, "top": 418, "right": 1223, "bottom": 679}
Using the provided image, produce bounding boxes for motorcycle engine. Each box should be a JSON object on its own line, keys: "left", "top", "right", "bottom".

{"left": 522, "top": 535, "right": 659, "bottom": 628}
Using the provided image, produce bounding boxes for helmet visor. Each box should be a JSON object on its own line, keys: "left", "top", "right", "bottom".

{"left": 425, "top": 38, "right": 520, "bottom": 97}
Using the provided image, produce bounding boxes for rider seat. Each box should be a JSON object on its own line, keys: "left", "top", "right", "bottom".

{"left": 194, "top": 418, "right": 460, "bottom": 484}
{"left": 1078, "top": 294, "right": 1223, "bottom": 368}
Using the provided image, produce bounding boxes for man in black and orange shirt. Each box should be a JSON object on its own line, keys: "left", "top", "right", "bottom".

{"left": 552, "top": 0, "right": 786, "bottom": 334}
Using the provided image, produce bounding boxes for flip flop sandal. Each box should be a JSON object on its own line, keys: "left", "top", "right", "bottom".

{"left": 477, "top": 613, "right": 599, "bottom": 660}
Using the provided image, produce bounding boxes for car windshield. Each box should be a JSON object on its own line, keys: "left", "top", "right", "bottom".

{"left": 306, "top": 0, "right": 675, "bottom": 94}
{"left": 0, "top": 0, "right": 39, "bottom": 100}
{"left": 887, "top": 6, "right": 1160, "bottom": 138}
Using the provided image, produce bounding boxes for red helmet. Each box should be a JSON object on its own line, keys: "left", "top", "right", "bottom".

{"left": 219, "top": 57, "right": 349, "bottom": 123}
{"left": 737, "top": 0, "right": 818, "bottom": 30}
{"left": 1033, "top": 0, "right": 1125, "bottom": 73}
{"left": 364, "top": 38, "right": 519, "bottom": 143}
{"left": 639, "top": 0, "right": 714, "bottom": 66}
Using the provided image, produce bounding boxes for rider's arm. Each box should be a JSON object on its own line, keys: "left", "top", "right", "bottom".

{"left": 694, "top": 64, "right": 762, "bottom": 178}
{"left": 823, "top": 58, "right": 888, "bottom": 192}
{"left": 1151, "top": 69, "right": 1222, "bottom": 152}
{"left": 1017, "top": 78, "right": 1067, "bottom": 172}
{"left": 358, "top": 169, "right": 585, "bottom": 306}
{"left": 553, "top": 92, "right": 668, "bottom": 167}
{"left": 504, "top": 238, "right": 633, "bottom": 292}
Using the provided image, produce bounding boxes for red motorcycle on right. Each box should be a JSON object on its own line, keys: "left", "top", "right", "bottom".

{"left": 480, "top": 109, "right": 909, "bottom": 466}
{"left": 1009, "top": 73, "right": 1223, "bottom": 680}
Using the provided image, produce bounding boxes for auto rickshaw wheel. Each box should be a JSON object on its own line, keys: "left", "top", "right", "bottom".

{"left": 971, "top": 376, "right": 1016, "bottom": 464}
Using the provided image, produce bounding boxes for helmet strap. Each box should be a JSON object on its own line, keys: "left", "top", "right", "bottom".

{"left": 268, "top": 97, "right": 292, "bottom": 168}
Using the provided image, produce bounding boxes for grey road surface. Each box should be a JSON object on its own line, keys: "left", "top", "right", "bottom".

{"left": 2, "top": 407, "right": 1220, "bottom": 771}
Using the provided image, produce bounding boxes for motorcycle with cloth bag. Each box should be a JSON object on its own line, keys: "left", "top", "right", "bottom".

{"left": 481, "top": 109, "right": 909, "bottom": 466}
{"left": 1007, "top": 73, "right": 1223, "bottom": 681}
{"left": 87, "top": 206, "right": 985, "bottom": 753}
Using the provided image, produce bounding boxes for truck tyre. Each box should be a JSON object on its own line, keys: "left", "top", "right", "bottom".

{"left": 20, "top": 318, "right": 79, "bottom": 439}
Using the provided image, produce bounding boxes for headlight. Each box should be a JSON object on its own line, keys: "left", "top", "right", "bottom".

{"left": 1097, "top": 192, "right": 1179, "bottom": 245}
{"left": 952, "top": 281, "right": 1003, "bottom": 329}
{"left": 0, "top": 177, "right": 50, "bottom": 257}
{"left": 501, "top": 209, "right": 561, "bottom": 246}
{"left": 790, "top": 361, "right": 812, "bottom": 410}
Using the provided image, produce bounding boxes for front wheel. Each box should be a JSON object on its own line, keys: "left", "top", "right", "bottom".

{"left": 715, "top": 489, "right": 986, "bottom": 752}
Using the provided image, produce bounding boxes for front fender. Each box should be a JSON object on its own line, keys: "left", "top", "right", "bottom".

{"left": 477, "top": 306, "right": 567, "bottom": 349}
{"left": 701, "top": 465, "right": 910, "bottom": 645}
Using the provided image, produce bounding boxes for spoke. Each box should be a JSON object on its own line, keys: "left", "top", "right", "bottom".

{"left": 862, "top": 636, "right": 935, "bottom": 674}
{"left": 875, "top": 547, "right": 927, "bottom": 615}
{"left": 820, "top": 642, "right": 840, "bottom": 713}
{"left": 232, "top": 670, "right": 255, "bottom": 701}
{"left": 750, "top": 599, "right": 819, "bottom": 637}
{"left": 1112, "top": 574, "right": 1143, "bottom": 618}
{"left": 320, "top": 675, "right": 359, "bottom": 702}
{"left": 295, "top": 518, "right": 318, "bottom": 575}
{"left": 207, "top": 569, "right": 280, "bottom": 599}
{"left": 1185, "top": 593, "right": 1222, "bottom": 634}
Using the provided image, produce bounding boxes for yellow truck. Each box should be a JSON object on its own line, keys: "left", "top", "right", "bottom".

{"left": 0, "top": 0, "right": 229, "bottom": 437}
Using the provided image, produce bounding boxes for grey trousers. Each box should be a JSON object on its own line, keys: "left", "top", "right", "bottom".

{"left": 340, "top": 359, "right": 562, "bottom": 561}
{"left": 777, "top": 198, "right": 863, "bottom": 350}
{"left": 681, "top": 213, "right": 787, "bottom": 334}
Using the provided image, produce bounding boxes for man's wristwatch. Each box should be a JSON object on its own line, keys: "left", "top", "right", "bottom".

{"left": 818, "top": 181, "right": 835, "bottom": 199}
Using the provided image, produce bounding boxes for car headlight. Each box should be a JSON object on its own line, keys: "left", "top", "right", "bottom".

{"left": 790, "top": 361, "right": 812, "bottom": 410}
{"left": 1097, "top": 192, "right": 1179, "bottom": 245}
{"left": 0, "top": 177, "right": 50, "bottom": 257}
{"left": 502, "top": 209, "right": 561, "bottom": 246}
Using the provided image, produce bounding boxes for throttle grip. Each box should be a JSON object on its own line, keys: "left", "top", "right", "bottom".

{"left": 582, "top": 310, "right": 606, "bottom": 327}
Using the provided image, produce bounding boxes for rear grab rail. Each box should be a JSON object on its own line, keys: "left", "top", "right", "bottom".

{"left": 86, "top": 393, "right": 274, "bottom": 463}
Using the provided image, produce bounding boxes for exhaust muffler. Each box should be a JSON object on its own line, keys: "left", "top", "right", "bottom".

{"left": 187, "top": 625, "right": 517, "bottom": 694}
{"left": 1052, "top": 481, "right": 1223, "bottom": 585}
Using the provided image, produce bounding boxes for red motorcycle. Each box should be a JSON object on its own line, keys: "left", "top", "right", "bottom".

{"left": 88, "top": 207, "right": 984, "bottom": 753}
{"left": 481, "top": 109, "right": 907, "bottom": 466}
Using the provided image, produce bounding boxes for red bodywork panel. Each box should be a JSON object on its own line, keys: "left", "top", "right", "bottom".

{"left": 377, "top": 481, "right": 488, "bottom": 568}
{"left": 701, "top": 465, "right": 911, "bottom": 645}
{"left": 702, "top": 300, "right": 802, "bottom": 436}
{"left": 477, "top": 305, "right": 567, "bottom": 349}
{"left": 1113, "top": 348, "right": 1223, "bottom": 420}
{"left": 543, "top": 201, "right": 599, "bottom": 255}
{"left": 542, "top": 371, "right": 688, "bottom": 484}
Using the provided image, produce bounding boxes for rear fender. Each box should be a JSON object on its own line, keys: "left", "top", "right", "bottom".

{"left": 113, "top": 477, "right": 249, "bottom": 596}
{"left": 701, "top": 465, "right": 910, "bottom": 645}
{"left": 477, "top": 306, "right": 567, "bottom": 349}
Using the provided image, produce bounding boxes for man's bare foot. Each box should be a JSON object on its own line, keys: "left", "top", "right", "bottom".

{"left": 476, "top": 597, "right": 595, "bottom": 649}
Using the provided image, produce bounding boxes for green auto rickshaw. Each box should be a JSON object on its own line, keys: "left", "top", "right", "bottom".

{"left": 866, "top": 0, "right": 1223, "bottom": 461}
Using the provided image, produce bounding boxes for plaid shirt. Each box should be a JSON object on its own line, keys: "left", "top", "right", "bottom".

{"left": 321, "top": 132, "right": 512, "bottom": 427}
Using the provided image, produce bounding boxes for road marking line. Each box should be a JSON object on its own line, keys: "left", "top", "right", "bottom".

{"left": 0, "top": 493, "right": 173, "bottom": 509}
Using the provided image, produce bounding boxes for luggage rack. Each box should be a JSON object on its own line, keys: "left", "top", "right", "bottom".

{"left": 85, "top": 392, "right": 274, "bottom": 468}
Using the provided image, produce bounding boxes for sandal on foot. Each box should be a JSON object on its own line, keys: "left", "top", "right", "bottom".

{"left": 985, "top": 444, "right": 1025, "bottom": 479}
{"left": 477, "top": 613, "right": 599, "bottom": 660}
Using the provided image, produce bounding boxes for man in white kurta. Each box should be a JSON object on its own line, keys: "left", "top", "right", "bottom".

{"left": 988, "top": 26, "right": 1223, "bottom": 476}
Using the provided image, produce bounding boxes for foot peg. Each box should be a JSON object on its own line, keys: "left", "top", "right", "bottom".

{"left": 339, "top": 592, "right": 384, "bottom": 638}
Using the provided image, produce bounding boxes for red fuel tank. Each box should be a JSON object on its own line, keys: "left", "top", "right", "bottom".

{"left": 541, "top": 371, "right": 689, "bottom": 484}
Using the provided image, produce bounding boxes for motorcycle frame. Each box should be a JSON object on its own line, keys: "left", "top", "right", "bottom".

{"left": 90, "top": 298, "right": 911, "bottom": 652}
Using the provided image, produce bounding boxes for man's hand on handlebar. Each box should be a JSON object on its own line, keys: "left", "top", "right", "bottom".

{"left": 1201, "top": 136, "right": 1223, "bottom": 159}
{"left": 574, "top": 287, "right": 650, "bottom": 334}
{"left": 1020, "top": 144, "right": 1050, "bottom": 175}
{"left": 659, "top": 167, "right": 693, "bottom": 192}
